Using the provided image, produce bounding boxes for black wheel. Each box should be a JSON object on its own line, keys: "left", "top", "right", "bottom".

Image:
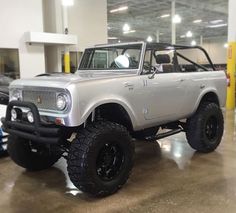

{"left": 132, "top": 127, "right": 159, "bottom": 140}
{"left": 186, "top": 102, "right": 224, "bottom": 153}
{"left": 7, "top": 135, "right": 61, "bottom": 171}
{"left": 67, "top": 121, "right": 134, "bottom": 196}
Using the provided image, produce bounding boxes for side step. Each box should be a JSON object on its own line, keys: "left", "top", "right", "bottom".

{"left": 145, "top": 128, "right": 182, "bottom": 141}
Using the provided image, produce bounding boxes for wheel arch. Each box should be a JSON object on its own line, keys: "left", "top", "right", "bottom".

{"left": 193, "top": 90, "right": 220, "bottom": 114}
{"left": 199, "top": 91, "right": 220, "bottom": 106}
{"left": 81, "top": 100, "right": 137, "bottom": 131}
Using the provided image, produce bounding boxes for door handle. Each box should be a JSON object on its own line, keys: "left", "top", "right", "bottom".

{"left": 180, "top": 79, "right": 185, "bottom": 82}
{"left": 124, "top": 82, "right": 134, "bottom": 87}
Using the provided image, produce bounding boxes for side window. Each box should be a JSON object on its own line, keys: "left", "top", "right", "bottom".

{"left": 142, "top": 48, "right": 180, "bottom": 75}
{"left": 142, "top": 50, "right": 152, "bottom": 74}
{"left": 93, "top": 51, "right": 109, "bottom": 69}
{"left": 152, "top": 50, "right": 177, "bottom": 73}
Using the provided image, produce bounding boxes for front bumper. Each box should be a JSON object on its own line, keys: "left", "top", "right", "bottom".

{"left": 1, "top": 101, "right": 62, "bottom": 144}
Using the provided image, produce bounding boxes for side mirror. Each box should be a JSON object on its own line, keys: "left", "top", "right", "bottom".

{"left": 148, "top": 64, "right": 163, "bottom": 79}
{"left": 148, "top": 72, "right": 156, "bottom": 79}
{"left": 148, "top": 67, "right": 158, "bottom": 79}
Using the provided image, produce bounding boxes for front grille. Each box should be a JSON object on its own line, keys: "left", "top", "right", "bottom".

{"left": 23, "top": 90, "right": 57, "bottom": 110}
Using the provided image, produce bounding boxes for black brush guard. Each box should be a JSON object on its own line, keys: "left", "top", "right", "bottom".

{"left": 1, "top": 101, "right": 62, "bottom": 144}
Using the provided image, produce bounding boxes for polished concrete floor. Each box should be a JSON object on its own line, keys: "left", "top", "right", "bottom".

{"left": 0, "top": 110, "right": 236, "bottom": 213}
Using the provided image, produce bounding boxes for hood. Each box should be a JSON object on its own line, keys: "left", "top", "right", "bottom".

{"left": 10, "top": 71, "right": 136, "bottom": 89}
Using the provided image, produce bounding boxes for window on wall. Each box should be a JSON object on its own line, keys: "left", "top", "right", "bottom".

{"left": 62, "top": 51, "right": 82, "bottom": 73}
{"left": 0, "top": 49, "right": 20, "bottom": 86}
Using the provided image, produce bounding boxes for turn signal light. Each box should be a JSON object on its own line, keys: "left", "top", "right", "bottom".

{"left": 55, "top": 118, "right": 64, "bottom": 125}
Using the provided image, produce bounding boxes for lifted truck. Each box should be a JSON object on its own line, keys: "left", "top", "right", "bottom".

{"left": 1, "top": 42, "right": 226, "bottom": 196}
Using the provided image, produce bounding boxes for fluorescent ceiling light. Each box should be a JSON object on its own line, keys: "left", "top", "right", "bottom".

{"left": 161, "top": 14, "right": 170, "bottom": 18}
{"left": 123, "top": 23, "right": 130, "bottom": 32}
{"left": 186, "top": 31, "right": 193, "bottom": 38}
{"left": 108, "top": 37, "right": 118, "bottom": 40}
{"left": 207, "top": 23, "right": 227, "bottom": 28}
{"left": 146, "top": 36, "right": 153, "bottom": 42}
{"left": 123, "top": 30, "right": 136, "bottom": 34}
{"left": 191, "top": 40, "right": 197, "bottom": 46}
{"left": 61, "top": 0, "right": 74, "bottom": 6}
{"left": 180, "top": 35, "right": 186, "bottom": 38}
{"left": 110, "top": 6, "right": 128, "bottom": 13}
{"left": 210, "top": 19, "right": 223, "bottom": 24}
{"left": 118, "top": 40, "right": 121, "bottom": 43}
{"left": 224, "top": 43, "right": 228, "bottom": 48}
{"left": 193, "top": 19, "right": 202, "bottom": 23}
{"left": 172, "top": 14, "right": 181, "bottom": 24}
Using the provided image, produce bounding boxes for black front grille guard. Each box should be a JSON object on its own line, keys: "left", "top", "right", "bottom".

{"left": 1, "top": 101, "right": 61, "bottom": 144}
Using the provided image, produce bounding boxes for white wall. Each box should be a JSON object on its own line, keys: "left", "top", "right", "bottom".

{"left": 178, "top": 41, "right": 227, "bottom": 65}
{"left": 43, "top": 0, "right": 107, "bottom": 72}
{"left": 43, "top": 0, "right": 62, "bottom": 34}
{"left": 68, "top": 0, "right": 108, "bottom": 51}
{"left": 0, "top": 0, "right": 45, "bottom": 78}
{"left": 203, "top": 42, "right": 227, "bottom": 64}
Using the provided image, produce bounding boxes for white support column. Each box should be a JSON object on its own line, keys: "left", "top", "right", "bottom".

{"left": 228, "top": 0, "right": 236, "bottom": 42}
{"left": 171, "top": 1, "right": 176, "bottom": 44}
{"left": 156, "top": 30, "right": 160, "bottom": 43}
{"left": 62, "top": 3, "right": 70, "bottom": 73}
{"left": 200, "top": 35, "right": 203, "bottom": 46}
{"left": 62, "top": 6, "right": 68, "bottom": 34}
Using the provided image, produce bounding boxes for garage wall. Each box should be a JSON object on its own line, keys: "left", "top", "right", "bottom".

{"left": 203, "top": 42, "right": 227, "bottom": 64}
{"left": 68, "top": 0, "right": 108, "bottom": 52}
{"left": 43, "top": 0, "right": 107, "bottom": 72}
{"left": 0, "top": 0, "right": 45, "bottom": 78}
{"left": 178, "top": 41, "right": 227, "bottom": 65}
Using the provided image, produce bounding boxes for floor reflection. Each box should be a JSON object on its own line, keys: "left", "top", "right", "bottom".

{"left": 54, "top": 158, "right": 83, "bottom": 197}
{"left": 158, "top": 137, "right": 195, "bottom": 170}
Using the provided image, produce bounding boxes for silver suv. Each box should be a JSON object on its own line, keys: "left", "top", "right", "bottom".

{"left": 2, "top": 42, "right": 226, "bottom": 196}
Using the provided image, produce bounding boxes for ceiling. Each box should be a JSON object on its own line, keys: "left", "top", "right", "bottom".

{"left": 107, "top": 0, "right": 228, "bottom": 45}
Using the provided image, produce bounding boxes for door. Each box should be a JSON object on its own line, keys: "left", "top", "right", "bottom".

{"left": 142, "top": 72, "right": 188, "bottom": 122}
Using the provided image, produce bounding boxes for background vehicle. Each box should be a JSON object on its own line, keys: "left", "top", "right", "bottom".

{"left": 1, "top": 42, "right": 226, "bottom": 196}
{"left": 0, "top": 76, "right": 11, "bottom": 155}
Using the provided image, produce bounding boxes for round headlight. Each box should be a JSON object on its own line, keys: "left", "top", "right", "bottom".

{"left": 11, "top": 89, "right": 22, "bottom": 101}
{"left": 11, "top": 108, "right": 22, "bottom": 121}
{"left": 56, "top": 94, "right": 68, "bottom": 110}
{"left": 11, "top": 109, "right": 17, "bottom": 121}
{"left": 27, "top": 111, "right": 34, "bottom": 123}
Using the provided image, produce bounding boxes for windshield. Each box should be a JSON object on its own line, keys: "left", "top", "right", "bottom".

{"left": 79, "top": 44, "right": 142, "bottom": 71}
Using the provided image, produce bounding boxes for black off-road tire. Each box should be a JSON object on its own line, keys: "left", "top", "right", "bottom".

{"left": 132, "top": 127, "right": 159, "bottom": 140}
{"left": 67, "top": 121, "right": 134, "bottom": 197}
{"left": 186, "top": 102, "right": 224, "bottom": 153}
{"left": 7, "top": 135, "right": 61, "bottom": 171}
